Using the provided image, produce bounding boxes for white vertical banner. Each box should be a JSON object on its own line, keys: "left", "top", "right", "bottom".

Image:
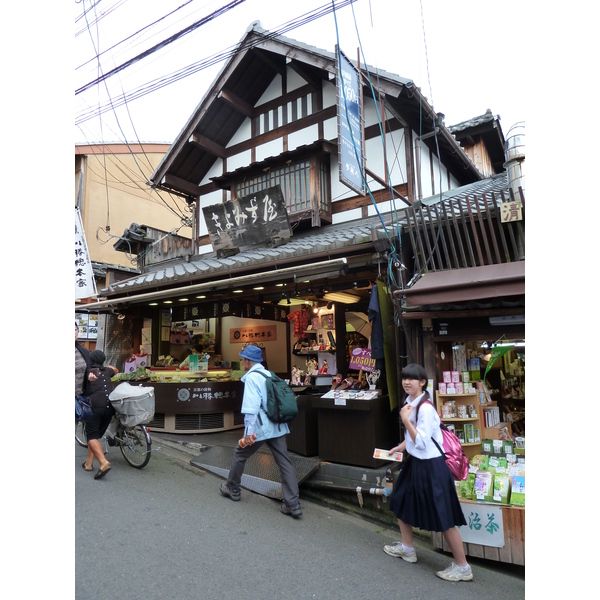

{"left": 75, "top": 207, "right": 97, "bottom": 299}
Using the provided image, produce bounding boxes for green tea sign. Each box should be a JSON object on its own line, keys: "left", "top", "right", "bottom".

{"left": 483, "top": 345, "right": 514, "bottom": 381}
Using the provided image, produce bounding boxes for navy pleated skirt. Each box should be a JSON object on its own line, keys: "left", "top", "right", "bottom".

{"left": 389, "top": 454, "right": 467, "bottom": 532}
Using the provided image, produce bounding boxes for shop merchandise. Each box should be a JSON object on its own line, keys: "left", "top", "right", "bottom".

{"left": 511, "top": 475, "right": 525, "bottom": 506}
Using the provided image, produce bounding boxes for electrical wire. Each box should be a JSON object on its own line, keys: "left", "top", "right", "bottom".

{"left": 76, "top": 0, "right": 248, "bottom": 95}
{"left": 75, "top": 0, "right": 357, "bottom": 124}
{"left": 76, "top": 0, "right": 198, "bottom": 71}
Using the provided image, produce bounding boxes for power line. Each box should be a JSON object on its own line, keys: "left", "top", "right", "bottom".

{"left": 76, "top": 0, "right": 200, "bottom": 71}
{"left": 76, "top": 0, "right": 248, "bottom": 95}
{"left": 75, "top": 0, "right": 357, "bottom": 125}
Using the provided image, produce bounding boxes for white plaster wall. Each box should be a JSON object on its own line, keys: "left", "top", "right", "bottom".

{"left": 286, "top": 68, "right": 305, "bottom": 93}
{"left": 322, "top": 80, "right": 336, "bottom": 109}
{"left": 256, "top": 138, "right": 284, "bottom": 162}
{"left": 227, "top": 149, "right": 253, "bottom": 172}
{"left": 417, "top": 146, "right": 433, "bottom": 199}
{"left": 323, "top": 116, "right": 337, "bottom": 140}
{"left": 288, "top": 123, "right": 319, "bottom": 150}
{"left": 201, "top": 158, "right": 225, "bottom": 184}
{"left": 220, "top": 315, "right": 288, "bottom": 373}
{"left": 384, "top": 128, "right": 407, "bottom": 185}
{"left": 228, "top": 117, "right": 252, "bottom": 145}
{"left": 332, "top": 207, "right": 362, "bottom": 224}
{"left": 256, "top": 74, "right": 282, "bottom": 106}
{"left": 429, "top": 152, "right": 445, "bottom": 195}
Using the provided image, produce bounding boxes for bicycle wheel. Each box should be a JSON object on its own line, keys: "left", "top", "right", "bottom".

{"left": 119, "top": 425, "right": 151, "bottom": 468}
{"left": 75, "top": 420, "right": 88, "bottom": 447}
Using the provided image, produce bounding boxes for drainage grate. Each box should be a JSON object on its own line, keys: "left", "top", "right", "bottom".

{"left": 191, "top": 445, "right": 320, "bottom": 500}
{"left": 175, "top": 412, "right": 225, "bottom": 431}
{"left": 149, "top": 413, "right": 165, "bottom": 429}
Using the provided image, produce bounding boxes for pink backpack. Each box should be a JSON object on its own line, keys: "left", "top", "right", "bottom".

{"left": 417, "top": 399, "right": 469, "bottom": 481}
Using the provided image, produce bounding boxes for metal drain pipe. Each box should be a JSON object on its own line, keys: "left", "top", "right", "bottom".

{"left": 302, "top": 480, "right": 394, "bottom": 508}
{"left": 303, "top": 481, "right": 390, "bottom": 496}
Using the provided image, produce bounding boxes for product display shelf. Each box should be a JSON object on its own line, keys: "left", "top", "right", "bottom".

{"left": 301, "top": 329, "right": 336, "bottom": 374}
{"left": 435, "top": 392, "right": 483, "bottom": 458}
{"left": 481, "top": 401, "right": 513, "bottom": 440}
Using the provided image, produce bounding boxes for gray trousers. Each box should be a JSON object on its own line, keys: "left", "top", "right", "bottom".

{"left": 226, "top": 435, "right": 300, "bottom": 506}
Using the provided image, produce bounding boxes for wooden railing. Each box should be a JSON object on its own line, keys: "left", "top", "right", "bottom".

{"left": 404, "top": 186, "right": 525, "bottom": 273}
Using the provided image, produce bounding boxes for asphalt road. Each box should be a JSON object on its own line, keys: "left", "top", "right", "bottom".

{"left": 75, "top": 437, "right": 525, "bottom": 600}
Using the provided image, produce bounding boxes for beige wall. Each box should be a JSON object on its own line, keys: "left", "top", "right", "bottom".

{"left": 76, "top": 144, "right": 192, "bottom": 269}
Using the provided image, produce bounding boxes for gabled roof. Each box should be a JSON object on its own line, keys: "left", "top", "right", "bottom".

{"left": 150, "top": 23, "right": 482, "bottom": 199}
{"left": 448, "top": 109, "right": 506, "bottom": 174}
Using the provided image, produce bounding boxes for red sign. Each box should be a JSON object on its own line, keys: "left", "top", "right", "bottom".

{"left": 348, "top": 347, "right": 375, "bottom": 372}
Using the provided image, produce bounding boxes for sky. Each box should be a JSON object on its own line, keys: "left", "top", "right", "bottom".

{"left": 74, "top": 0, "right": 529, "bottom": 146}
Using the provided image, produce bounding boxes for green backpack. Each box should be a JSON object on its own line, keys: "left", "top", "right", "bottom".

{"left": 255, "top": 370, "right": 298, "bottom": 423}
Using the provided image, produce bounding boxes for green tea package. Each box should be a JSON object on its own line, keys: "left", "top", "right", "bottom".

{"left": 493, "top": 473, "right": 511, "bottom": 504}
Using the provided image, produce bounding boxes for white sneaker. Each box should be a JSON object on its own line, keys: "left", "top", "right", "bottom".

{"left": 383, "top": 542, "right": 417, "bottom": 563}
{"left": 436, "top": 562, "right": 473, "bottom": 582}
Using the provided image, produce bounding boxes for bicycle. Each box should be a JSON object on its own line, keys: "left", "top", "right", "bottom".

{"left": 75, "top": 416, "right": 153, "bottom": 469}
{"left": 76, "top": 380, "right": 155, "bottom": 468}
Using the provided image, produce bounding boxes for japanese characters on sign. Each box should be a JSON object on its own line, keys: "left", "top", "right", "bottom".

{"left": 75, "top": 208, "right": 97, "bottom": 299}
{"left": 457, "top": 502, "right": 505, "bottom": 548}
{"left": 202, "top": 185, "right": 292, "bottom": 253}
{"left": 348, "top": 347, "right": 376, "bottom": 372}
{"left": 176, "top": 386, "right": 239, "bottom": 402}
{"left": 229, "top": 325, "right": 277, "bottom": 343}
{"left": 336, "top": 45, "right": 365, "bottom": 196}
{"left": 500, "top": 200, "right": 523, "bottom": 223}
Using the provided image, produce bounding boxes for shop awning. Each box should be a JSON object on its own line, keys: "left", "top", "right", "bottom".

{"left": 397, "top": 262, "right": 525, "bottom": 307}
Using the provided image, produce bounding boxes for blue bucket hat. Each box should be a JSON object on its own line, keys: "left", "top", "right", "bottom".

{"left": 239, "top": 345, "right": 263, "bottom": 362}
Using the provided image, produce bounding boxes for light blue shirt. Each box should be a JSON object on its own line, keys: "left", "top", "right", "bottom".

{"left": 404, "top": 393, "right": 444, "bottom": 459}
{"left": 241, "top": 363, "right": 289, "bottom": 441}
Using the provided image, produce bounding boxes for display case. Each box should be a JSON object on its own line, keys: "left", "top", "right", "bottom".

{"left": 146, "top": 368, "right": 244, "bottom": 434}
{"left": 312, "top": 394, "right": 395, "bottom": 468}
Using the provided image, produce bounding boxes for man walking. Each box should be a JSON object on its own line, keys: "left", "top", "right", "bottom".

{"left": 219, "top": 345, "right": 302, "bottom": 517}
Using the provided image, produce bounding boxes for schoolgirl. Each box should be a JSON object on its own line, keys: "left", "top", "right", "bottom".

{"left": 384, "top": 363, "right": 473, "bottom": 582}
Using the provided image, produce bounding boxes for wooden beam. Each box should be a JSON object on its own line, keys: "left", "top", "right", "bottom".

{"left": 365, "top": 167, "right": 410, "bottom": 205}
{"left": 251, "top": 47, "right": 285, "bottom": 75}
{"left": 218, "top": 89, "right": 255, "bottom": 119}
{"left": 331, "top": 183, "right": 408, "bottom": 214}
{"left": 226, "top": 105, "right": 337, "bottom": 155}
{"left": 189, "top": 133, "right": 227, "bottom": 159}
{"left": 160, "top": 174, "right": 202, "bottom": 198}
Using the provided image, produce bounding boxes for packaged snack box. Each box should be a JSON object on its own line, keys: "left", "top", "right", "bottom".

{"left": 511, "top": 475, "right": 525, "bottom": 506}
{"left": 443, "top": 371, "right": 452, "bottom": 383}
{"left": 474, "top": 471, "right": 494, "bottom": 502}
{"left": 482, "top": 438, "right": 493, "bottom": 454}
{"left": 502, "top": 440, "right": 514, "bottom": 455}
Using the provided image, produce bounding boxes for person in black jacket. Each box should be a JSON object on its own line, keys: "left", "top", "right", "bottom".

{"left": 81, "top": 350, "right": 118, "bottom": 479}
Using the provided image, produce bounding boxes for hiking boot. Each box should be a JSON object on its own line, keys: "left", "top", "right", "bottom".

{"left": 280, "top": 502, "right": 302, "bottom": 518}
{"left": 219, "top": 482, "right": 241, "bottom": 501}
{"left": 383, "top": 542, "right": 417, "bottom": 562}
{"left": 435, "top": 562, "right": 473, "bottom": 582}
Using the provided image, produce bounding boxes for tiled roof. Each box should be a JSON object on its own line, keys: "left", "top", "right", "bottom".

{"left": 447, "top": 109, "right": 498, "bottom": 133}
{"left": 101, "top": 212, "right": 389, "bottom": 297}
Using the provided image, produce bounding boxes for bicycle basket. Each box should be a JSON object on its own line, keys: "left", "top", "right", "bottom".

{"left": 109, "top": 382, "right": 155, "bottom": 427}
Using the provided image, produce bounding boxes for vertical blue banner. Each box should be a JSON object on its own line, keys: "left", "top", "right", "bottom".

{"left": 336, "top": 46, "right": 365, "bottom": 196}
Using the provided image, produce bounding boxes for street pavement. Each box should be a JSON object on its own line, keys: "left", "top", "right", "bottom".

{"left": 74, "top": 434, "right": 525, "bottom": 600}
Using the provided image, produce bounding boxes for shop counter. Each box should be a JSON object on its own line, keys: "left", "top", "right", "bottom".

{"left": 311, "top": 394, "right": 396, "bottom": 468}
{"left": 149, "top": 380, "right": 244, "bottom": 433}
